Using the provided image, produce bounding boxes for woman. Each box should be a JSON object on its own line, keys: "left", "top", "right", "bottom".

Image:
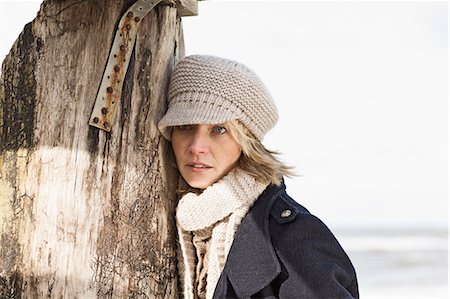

{"left": 158, "top": 55, "right": 359, "bottom": 299}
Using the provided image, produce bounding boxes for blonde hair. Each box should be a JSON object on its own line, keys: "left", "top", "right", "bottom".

{"left": 225, "top": 120, "right": 294, "bottom": 185}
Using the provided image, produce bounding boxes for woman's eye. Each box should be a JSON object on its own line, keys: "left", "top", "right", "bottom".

{"left": 212, "top": 126, "right": 227, "bottom": 135}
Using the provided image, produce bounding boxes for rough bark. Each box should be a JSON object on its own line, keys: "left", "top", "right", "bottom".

{"left": 0, "top": 0, "right": 186, "bottom": 297}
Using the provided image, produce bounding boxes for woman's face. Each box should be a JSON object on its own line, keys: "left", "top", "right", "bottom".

{"left": 171, "top": 124, "right": 242, "bottom": 189}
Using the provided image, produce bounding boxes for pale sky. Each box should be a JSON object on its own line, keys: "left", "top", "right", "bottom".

{"left": 0, "top": 0, "right": 448, "bottom": 229}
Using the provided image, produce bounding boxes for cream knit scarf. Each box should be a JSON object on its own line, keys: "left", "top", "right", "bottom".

{"left": 176, "top": 168, "right": 269, "bottom": 299}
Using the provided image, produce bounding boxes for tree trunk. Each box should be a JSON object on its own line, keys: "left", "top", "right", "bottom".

{"left": 0, "top": 0, "right": 194, "bottom": 297}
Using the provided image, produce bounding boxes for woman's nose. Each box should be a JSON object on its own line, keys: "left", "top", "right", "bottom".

{"left": 189, "top": 130, "right": 210, "bottom": 155}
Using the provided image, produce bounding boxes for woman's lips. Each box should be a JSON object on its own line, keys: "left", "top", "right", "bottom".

{"left": 186, "top": 162, "right": 212, "bottom": 172}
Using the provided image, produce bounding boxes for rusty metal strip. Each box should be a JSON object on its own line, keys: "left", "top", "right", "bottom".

{"left": 89, "top": 0, "right": 163, "bottom": 132}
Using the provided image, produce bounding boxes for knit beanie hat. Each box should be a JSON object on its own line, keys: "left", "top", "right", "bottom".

{"left": 158, "top": 55, "right": 278, "bottom": 141}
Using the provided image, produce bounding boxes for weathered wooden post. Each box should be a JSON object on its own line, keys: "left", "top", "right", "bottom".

{"left": 0, "top": 0, "right": 197, "bottom": 297}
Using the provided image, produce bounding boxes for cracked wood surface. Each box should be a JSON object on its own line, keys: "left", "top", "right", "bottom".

{"left": 0, "top": 0, "right": 187, "bottom": 297}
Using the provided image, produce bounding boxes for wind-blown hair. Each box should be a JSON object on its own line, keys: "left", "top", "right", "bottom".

{"left": 224, "top": 120, "right": 294, "bottom": 185}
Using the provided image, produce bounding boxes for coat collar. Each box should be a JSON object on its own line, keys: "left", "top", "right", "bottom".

{"left": 221, "top": 182, "right": 286, "bottom": 297}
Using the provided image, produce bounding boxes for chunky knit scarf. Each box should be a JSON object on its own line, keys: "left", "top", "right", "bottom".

{"left": 176, "top": 168, "right": 269, "bottom": 299}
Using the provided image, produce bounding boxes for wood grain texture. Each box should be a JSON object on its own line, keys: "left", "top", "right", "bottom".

{"left": 0, "top": 0, "right": 184, "bottom": 297}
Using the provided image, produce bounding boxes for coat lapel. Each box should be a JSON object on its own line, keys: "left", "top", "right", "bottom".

{"left": 221, "top": 183, "right": 285, "bottom": 297}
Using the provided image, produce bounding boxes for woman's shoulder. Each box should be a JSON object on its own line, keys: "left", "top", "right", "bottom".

{"left": 256, "top": 182, "right": 340, "bottom": 241}
{"left": 269, "top": 190, "right": 311, "bottom": 224}
{"left": 268, "top": 187, "right": 357, "bottom": 267}
{"left": 268, "top": 187, "right": 342, "bottom": 244}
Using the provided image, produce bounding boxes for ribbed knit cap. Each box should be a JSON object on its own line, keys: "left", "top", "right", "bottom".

{"left": 158, "top": 55, "right": 278, "bottom": 141}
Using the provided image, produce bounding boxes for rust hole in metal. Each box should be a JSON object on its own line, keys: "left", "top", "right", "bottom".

{"left": 127, "top": 12, "right": 134, "bottom": 18}
{"left": 120, "top": 45, "right": 126, "bottom": 52}
{"left": 107, "top": 87, "right": 113, "bottom": 93}
{"left": 135, "top": 17, "right": 141, "bottom": 22}
{"left": 101, "top": 107, "right": 108, "bottom": 115}
{"left": 114, "top": 65, "right": 120, "bottom": 72}
{"left": 126, "top": 24, "right": 132, "bottom": 31}
{"left": 93, "top": 117, "right": 99, "bottom": 123}
{"left": 104, "top": 122, "right": 111, "bottom": 129}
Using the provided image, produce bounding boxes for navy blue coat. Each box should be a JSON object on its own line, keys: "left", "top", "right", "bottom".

{"left": 213, "top": 182, "right": 359, "bottom": 298}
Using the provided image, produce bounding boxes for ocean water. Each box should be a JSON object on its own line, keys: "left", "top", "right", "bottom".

{"left": 335, "top": 227, "right": 448, "bottom": 299}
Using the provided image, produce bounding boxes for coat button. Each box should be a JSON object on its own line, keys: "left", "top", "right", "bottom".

{"left": 280, "top": 209, "right": 292, "bottom": 218}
